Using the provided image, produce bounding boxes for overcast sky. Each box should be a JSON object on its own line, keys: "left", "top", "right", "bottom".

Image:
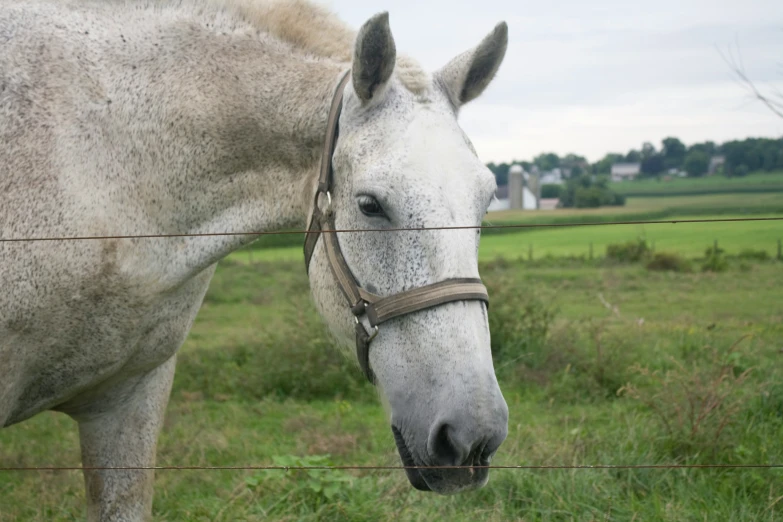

{"left": 327, "top": 0, "right": 783, "bottom": 163}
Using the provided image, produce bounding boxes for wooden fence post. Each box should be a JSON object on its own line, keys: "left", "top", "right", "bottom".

{"left": 778, "top": 239, "right": 782, "bottom": 261}
{"left": 528, "top": 244, "right": 533, "bottom": 261}
{"left": 589, "top": 242, "right": 593, "bottom": 261}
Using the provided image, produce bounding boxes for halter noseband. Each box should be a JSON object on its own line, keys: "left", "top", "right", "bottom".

{"left": 303, "top": 71, "right": 489, "bottom": 384}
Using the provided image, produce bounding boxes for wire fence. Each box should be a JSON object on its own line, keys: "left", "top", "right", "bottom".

{"left": 2, "top": 214, "right": 782, "bottom": 476}
{"left": 1, "top": 216, "right": 781, "bottom": 243}
{"left": 2, "top": 464, "right": 783, "bottom": 472}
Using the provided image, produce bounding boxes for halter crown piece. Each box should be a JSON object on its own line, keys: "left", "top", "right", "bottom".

{"left": 303, "top": 71, "right": 490, "bottom": 384}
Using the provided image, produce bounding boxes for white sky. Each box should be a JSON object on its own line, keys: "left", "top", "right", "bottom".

{"left": 326, "top": 0, "right": 783, "bottom": 163}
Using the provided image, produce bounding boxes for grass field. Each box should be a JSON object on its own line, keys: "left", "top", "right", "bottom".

{"left": 479, "top": 213, "right": 782, "bottom": 260}
{"left": 2, "top": 252, "right": 782, "bottom": 520}
{"left": 609, "top": 171, "right": 783, "bottom": 197}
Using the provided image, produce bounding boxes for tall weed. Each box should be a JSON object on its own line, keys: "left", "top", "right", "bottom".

{"left": 619, "top": 337, "right": 756, "bottom": 459}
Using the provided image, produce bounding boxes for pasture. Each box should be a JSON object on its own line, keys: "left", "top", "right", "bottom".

{"left": 2, "top": 216, "right": 782, "bottom": 519}
{"left": 608, "top": 171, "right": 783, "bottom": 197}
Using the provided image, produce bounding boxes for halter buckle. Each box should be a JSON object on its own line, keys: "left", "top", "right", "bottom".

{"left": 353, "top": 303, "right": 379, "bottom": 342}
{"left": 356, "top": 321, "right": 379, "bottom": 342}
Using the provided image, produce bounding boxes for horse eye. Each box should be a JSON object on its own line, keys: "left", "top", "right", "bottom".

{"left": 358, "top": 195, "right": 385, "bottom": 218}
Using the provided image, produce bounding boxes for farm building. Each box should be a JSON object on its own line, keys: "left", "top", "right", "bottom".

{"left": 610, "top": 162, "right": 641, "bottom": 182}
{"left": 488, "top": 165, "right": 538, "bottom": 212}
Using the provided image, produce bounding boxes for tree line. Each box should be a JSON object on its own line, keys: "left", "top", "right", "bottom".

{"left": 487, "top": 136, "right": 783, "bottom": 186}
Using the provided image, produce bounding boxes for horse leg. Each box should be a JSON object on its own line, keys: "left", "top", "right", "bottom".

{"left": 72, "top": 356, "right": 176, "bottom": 522}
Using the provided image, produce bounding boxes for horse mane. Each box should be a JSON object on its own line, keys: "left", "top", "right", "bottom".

{"left": 213, "top": 0, "right": 431, "bottom": 93}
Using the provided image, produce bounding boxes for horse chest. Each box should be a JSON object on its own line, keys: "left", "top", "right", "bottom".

{"left": 2, "top": 263, "right": 215, "bottom": 425}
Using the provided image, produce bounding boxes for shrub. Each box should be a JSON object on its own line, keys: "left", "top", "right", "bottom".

{"left": 646, "top": 252, "right": 691, "bottom": 272}
{"left": 737, "top": 249, "right": 770, "bottom": 261}
{"left": 559, "top": 174, "right": 626, "bottom": 209}
{"left": 485, "top": 275, "right": 558, "bottom": 371}
{"left": 606, "top": 238, "right": 651, "bottom": 263}
{"left": 704, "top": 245, "right": 725, "bottom": 257}
{"left": 574, "top": 186, "right": 603, "bottom": 208}
{"left": 702, "top": 253, "right": 728, "bottom": 273}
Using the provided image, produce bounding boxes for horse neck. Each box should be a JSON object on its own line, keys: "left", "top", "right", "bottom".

{"left": 127, "top": 17, "right": 346, "bottom": 268}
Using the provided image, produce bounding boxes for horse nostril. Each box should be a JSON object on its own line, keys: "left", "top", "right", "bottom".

{"left": 428, "top": 422, "right": 469, "bottom": 467}
{"left": 482, "top": 428, "right": 506, "bottom": 462}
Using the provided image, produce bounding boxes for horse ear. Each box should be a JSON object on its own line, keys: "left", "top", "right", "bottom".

{"left": 435, "top": 22, "right": 508, "bottom": 110}
{"left": 352, "top": 12, "right": 397, "bottom": 103}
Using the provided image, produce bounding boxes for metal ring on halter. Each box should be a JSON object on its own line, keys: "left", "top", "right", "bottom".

{"left": 354, "top": 315, "right": 380, "bottom": 341}
{"left": 325, "top": 191, "right": 332, "bottom": 210}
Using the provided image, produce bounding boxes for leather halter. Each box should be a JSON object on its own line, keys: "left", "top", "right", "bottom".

{"left": 303, "top": 71, "right": 490, "bottom": 384}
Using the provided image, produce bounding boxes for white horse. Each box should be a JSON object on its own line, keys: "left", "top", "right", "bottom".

{"left": 0, "top": 0, "right": 509, "bottom": 519}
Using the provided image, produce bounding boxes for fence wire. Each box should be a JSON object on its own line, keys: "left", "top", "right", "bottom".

{"left": 1, "top": 216, "right": 781, "bottom": 243}
{"left": 1, "top": 464, "right": 782, "bottom": 472}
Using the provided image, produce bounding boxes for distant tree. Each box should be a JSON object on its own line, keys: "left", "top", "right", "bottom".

{"left": 662, "top": 137, "right": 687, "bottom": 169}
{"left": 688, "top": 141, "right": 717, "bottom": 157}
{"left": 534, "top": 152, "right": 560, "bottom": 172}
{"left": 562, "top": 153, "right": 587, "bottom": 165}
{"left": 684, "top": 150, "right": 710, "bottom": 177}
{"left": 540, "top": 184, "right": 562, "bottom": 198}
{"left": 641, "top": 155, "right": 664, "bottom": 176}
{"left": 762, "top": 144, "right": 780, "bottom": 171}
{"left": 639, "top": 142, "right": 663, "bottom": 176}
{"left": 717, "top": 137, "right": 783, "bottom": 174}
{"left": 625, "top": 149, "right": 641, "bottom": 163}
{"left": 558, "top": 153, "right": 588, "bottom": 178}
{"left": 591, "top": 153, "right": 624, "bottom": 175}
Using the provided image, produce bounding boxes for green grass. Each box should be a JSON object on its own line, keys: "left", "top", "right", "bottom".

{"left": 2, "top": 254, "right": 782, "bottom": 521}
{"left": 479, "top": 212, "right": 783, "bottom": 260}
{"left": 609, "top": 171, "right": 783, "bottom": 197}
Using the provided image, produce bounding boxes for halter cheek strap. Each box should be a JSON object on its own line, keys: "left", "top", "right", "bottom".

{"left": 303, "top": 70, "right": 489, "bottom": 384}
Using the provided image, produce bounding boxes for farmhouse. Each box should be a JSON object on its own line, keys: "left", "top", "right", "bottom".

{"left": 539, "top": 168, "right": 566, "bottom": 185}
{"left": 610, "top": 162, "right": 641, "bottom": 182}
